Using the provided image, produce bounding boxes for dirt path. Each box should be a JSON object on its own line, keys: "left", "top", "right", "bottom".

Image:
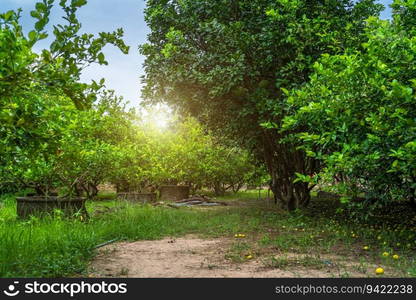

{"left": 89, "top": 235, "right": 371, "bottom": 278}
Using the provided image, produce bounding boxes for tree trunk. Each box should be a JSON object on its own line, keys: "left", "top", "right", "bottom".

{"left": 213, "top": 181, "right": 225, "bottom": 196}
{"left": 263, "top": 130, "right": 316, "bottom": 211}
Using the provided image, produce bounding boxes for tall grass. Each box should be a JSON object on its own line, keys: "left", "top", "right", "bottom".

{"left": 0, "top": 194, "right": 257, "bottom": 277}
{"left": 1, "top": 192, "right": 415, "bottom": 277}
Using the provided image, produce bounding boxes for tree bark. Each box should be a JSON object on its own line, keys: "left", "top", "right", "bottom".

{"left": 262, "top": 129, "right": 316, "bottom": 211}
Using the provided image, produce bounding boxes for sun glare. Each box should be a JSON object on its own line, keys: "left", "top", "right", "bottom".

{"left": 143, "top": 105, "right": 172, "bottom": 130}
{"left": 153, "top": 113, "right": 169, "bottom": 129}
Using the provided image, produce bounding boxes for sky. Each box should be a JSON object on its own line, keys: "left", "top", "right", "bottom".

{"left": 0, "top": 0, "right": 394, "bottom": 109}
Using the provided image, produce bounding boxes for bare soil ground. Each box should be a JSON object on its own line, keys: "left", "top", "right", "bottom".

{"left": 89, "top": 235, "right": 377, "bottom": 278}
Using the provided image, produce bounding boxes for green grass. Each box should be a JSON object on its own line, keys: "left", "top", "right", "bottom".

{"left": 262, "top": 255, "right": 326, "bottom": 270}
{"left": 92, "top": 192, "right": 117, "bottom": 201}
{"left": 0, "top": 192, "right": 271, "bottom": 277}
{"left": 225, "top": 241, "right": 252, "bottom": 263}
{"left": 0, "top": 191, "right": 415, "bottom": 277}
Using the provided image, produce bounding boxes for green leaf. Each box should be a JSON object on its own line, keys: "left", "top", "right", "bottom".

{"left": 97, "top": 53, "right": 105, "bottom": 64}
{"left": 35, "top": 19, "right": 48, "bottom": 31}
{"left": 281, "top": 87, "right": 290, "bottom": 96}
{"left": 35, "top": 2, "right": 47, "bottom": 12}
{"left": 28, "top": 30, "right": 38, "bottom": 42}
{"left": 30, "top": 10, "right": 42, "bottom": 20}
{"left": 72, "top": 0, "right": 87, "bottom": 8}
{"left": 4, "top": 10, "right": 14, "bottom": 21}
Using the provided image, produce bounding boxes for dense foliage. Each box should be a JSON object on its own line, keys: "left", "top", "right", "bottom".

{"left": 3, "top": 0, "right": 415, "bottom": 215}
{"left": 0, "top": 0, "right": 129, "bottom": 195}
{"left": 141, "top": 0, "right": 382, "bottom": 210}
{"left": 282, "top": 0, "right": 416, "bottom": 209}
{"left": 0, "top": 1, "right": 258, "bottom": 198}
{"left": 1, "top": 0, "right": 416, "bottom": 280}
{"left": 140, "top": 117, "right": 265, "bottom": 194}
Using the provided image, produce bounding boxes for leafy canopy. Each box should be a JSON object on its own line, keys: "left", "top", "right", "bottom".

{"left": 283, "top": 0, "right": 416, "bottom": 207}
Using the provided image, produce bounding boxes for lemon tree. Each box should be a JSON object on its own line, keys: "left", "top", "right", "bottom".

{"left": 283, "top": 0, "right": 416, "bottom": 210}
{"left": 0, "top": 0, "right": 128, "bottom": 195}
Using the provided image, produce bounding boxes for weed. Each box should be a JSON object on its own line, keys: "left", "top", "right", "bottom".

{"left": 0, "top": 191, "right": 415, "bottom": 277}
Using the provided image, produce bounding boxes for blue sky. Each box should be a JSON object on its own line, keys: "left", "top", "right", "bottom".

{"left": 0, "top": 0, "right": 393, "bottom": 108}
